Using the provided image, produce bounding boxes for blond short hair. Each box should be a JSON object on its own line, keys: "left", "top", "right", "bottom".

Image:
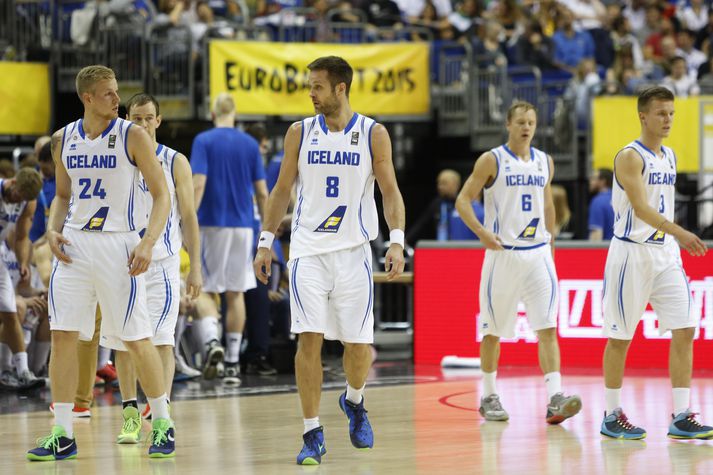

{"left": 507, "top": 100, "right": 537, "bottom": 122}
{"left": 213, "top": 93, "right": 236, "bottom": 117}
{"left": 15, "top": 167, "right": 43, "bottom": 201}
{"left": 75, "top": 65, "right": 116, "bottom": 99}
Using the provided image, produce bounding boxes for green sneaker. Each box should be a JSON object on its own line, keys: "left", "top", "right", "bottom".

{"left": 27, "top": 425, "right": 78, "bottom": 461}
{"left": 148, "top": 418, "right": 175, "bottom": 458}
{"left": 116, "top": 406, "right": 142, "bottom": 444}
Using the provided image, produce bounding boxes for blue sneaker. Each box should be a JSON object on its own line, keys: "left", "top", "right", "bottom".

{"left": 338, "top": 391, "right": 374, "bottom": 449}
{"left": 668, "top": 410, "right": 713, "bottom": 440}
{"left": 27, "top": 425, "right": 78, "bottom": 461}
{"left": 148, "top": 418, "right": 175, "bottom": 458}
{"left": 600, "top": 408, "right": 646, "bottom": 440}
{"left": 296, "top": 426, "right": 326, "bottom": 465}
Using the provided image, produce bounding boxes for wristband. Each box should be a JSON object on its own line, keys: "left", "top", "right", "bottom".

{"left": 389, "top": 229, "right": 405, "bottom": 248}
{"left": 257, "top": 231, "right": 275, "bottom": 249}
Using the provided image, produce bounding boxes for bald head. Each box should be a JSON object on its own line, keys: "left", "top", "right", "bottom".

{"left": 34, "top": 136, "right": 51, "bottom": 156}
{"left": 213, "top": 93, "right": 236, "bottom": 118}
{"left": 437, "top": 169, "right": 461, "bottom": 199}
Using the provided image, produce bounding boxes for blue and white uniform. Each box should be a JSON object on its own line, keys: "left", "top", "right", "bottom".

{"left": 288, "top": 113, "right": 378, "bottom": 343}
{"left": 191, "top": 127, "right": 265, "bottom": 293}
{"left": 603, "top": 140, "right": 694, "bottom": 339}
{"left": 478, "top": 145, "right": 558, "bottom": 339}
{"left": 48, "top": 118, "right": 152, "bottom": 344}
{"left": 0, "top": 183, "right": 28, "bottom": 313}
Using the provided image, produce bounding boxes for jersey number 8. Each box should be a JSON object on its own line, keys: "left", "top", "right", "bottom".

{"left": 326, "top": 176, "right": 339, "bottom": 198}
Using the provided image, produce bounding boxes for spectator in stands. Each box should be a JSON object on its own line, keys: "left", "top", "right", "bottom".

{"left": 484, "top": 0, "right": 523, "bottom": 46}
{"left": 623, "top": 0, "right": 647, "bottom": 34}
{"left": 611, "top": 14, "right": 643, "bottom": 71}
{"left": 559, "top": 0, "right": 611, "bottom": 66}
{"left": 435, "top": 169, "right": 460, "bottom": 241}
{"left": 565, "top": 58, "right": 601, "bottom": 129}
{"left": 694, "top": 9, "right": 713, "bottom": 52}
{"left": 473, "top": 21, "right": 507, "bottom": 69}
{"left": 677, "top": 29, "right": 707, "bottom": 79}
{"left": 448, "top": 0, "right": 483, "bottom": 39}
{"left": 635, "top": 4, "right": 661, "bottom": 45}
{"left": 677, "top": 0, "right": 708, "bottom": 32}
{"left": 551, "top": 184, "right": 572, "bottom": 238}
{"left": 409, "top": 0, "right": 455, "bottom": 40}
{"left": 396, "top": 0, "right": 451, "bottom": 22}
{"left": 552, "top": 7, "right": 596, "bottom": 74}
{"left": 515, "top": 19, "right": 558, "bottom": 71}
{"left": 534, "top": 0, "right": 560, "bottom": 37}
{"left": 644, "top": 15, "right": 676, "bottom": 64}
{"left": 661, "top": 56, "right": 700, "bottom": 97}
{"left": 362, "top": 0, "right": 403, "bottom": 30}
{"left": 588, "top": 168, "right": 614, "bottom": 241}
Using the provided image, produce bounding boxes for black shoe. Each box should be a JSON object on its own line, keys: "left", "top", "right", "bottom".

{"left": 245, "top": 356, "right": 277, "bottom": 376}
{"left": 202, "top": 340, "right": 224, "bottom": 381}
{"left": 222, "top": 362, "right": 241, "bottom": 385}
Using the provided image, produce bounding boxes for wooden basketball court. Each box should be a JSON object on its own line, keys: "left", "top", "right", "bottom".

{"left": 5, "top": 371, "right": 713, "bottom": 474}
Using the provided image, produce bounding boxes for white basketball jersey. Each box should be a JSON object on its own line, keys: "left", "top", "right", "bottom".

{"left": 612, "top": 140, "right": 676, "bottom": 246}
{"left": 290, "top": 113, "right": 379, "bottom": 259}
{"left": 61, "top": 118, "right": 146, "bottom": 232}
{"left": 144, "top": 144, "right": 181, "bottom": 261}
{"left": 0, "top": 180, "right": 27, "bottom": 242}
{"left": 483, "top": 145, "right": 552, "bottom": 248}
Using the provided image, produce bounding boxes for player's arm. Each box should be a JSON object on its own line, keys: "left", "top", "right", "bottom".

{"left": 543, "top": 155, "right": 556, "bottom": 245}
{"left": 616, "top": 149, "right": 706, "bottom": 256}
{"left": 14, "top": 199, "right": 37, "bottom": 284}
{"left": 253, "top": 121, "right": 301, "bottom": 284}
{"left": 254, "top": 179, "right": 269, "bottom": 225}
{"left": 589, "top": 228, "right": 603, "bottom": 241}
{"left": 372, "top": 124, "right": 406, "bottom": 281}
{"left": 193, "top": 174, "right": 206, "bottom": 212}
{"left": 191, "top": 135, "right": 207, "bottom": 211}
{"left": 47, "top": 128, "right": 73, "bottom": 264}
{"left": 173, "top": 153, "right": 202, "bottom": 299}
{"left": 129, "top": 125, "right": 170, "bottom": 275}
{"left": 456, "top": 152, "right": 503, "bottom": 250}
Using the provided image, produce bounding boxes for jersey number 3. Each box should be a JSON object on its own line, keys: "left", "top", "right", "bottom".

{"left": 78, "top": 178, "right": 107, "bottom": 200}
{"left": 326, "top": 176, "right": 339, "bottom": 198}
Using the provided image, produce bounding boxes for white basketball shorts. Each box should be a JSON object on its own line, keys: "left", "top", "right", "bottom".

{"left": 478, "top": 244, "right": 558, "bottom": 339}
{"left": 48, "top": 227, "right": 152, "bottom": 343}
{"left": 0, "top": 259, "right": 16, "bottom": 313}
{"left": 288, "top": 242, "right": 374, "bottom": 344}
{"left": 104, "top": 254, "right": 181, "bottom": 350}
{"left": 200, "top": 227, "right": 256, "bottom": 293}
{"left": 603, "top": 238, "right": 694, "bottom": 340}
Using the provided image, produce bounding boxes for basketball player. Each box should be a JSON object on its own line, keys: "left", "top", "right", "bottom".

{"left": 109, "top": 93, "right": 202, "bottom": 444}
{"left": 456, "top": 101, "right": 582, "bottom": 424}
{"left": 27, "top": 65, "right": 174, "bottom": 461}
{"left": 253, "top": 56, "right": 406, "bottom": 465}
{"left": 0, "top": 168, "right": 44, "bottom": 390}
{"left": 600, "top": 86, "right": 713, "bottom": 440}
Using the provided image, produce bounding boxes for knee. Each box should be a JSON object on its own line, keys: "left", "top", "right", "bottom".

{"left": 606, "top": 338, "right": 631, "bottom": 352}
{"left": 297, "top": 333, "right": 323, "bottom": 357}
{"left": 123, "top": 338, "right": 151, "bottom": 353}
{"left": 536, "top": 328, "right": 557, "bottom": 342}
{"left": 671, "top": 328, "right": 695, "bottom": 344}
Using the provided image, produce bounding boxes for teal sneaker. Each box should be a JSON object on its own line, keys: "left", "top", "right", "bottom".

{"left": 297, "top": 426, "right": 326, "bottom": 465}
{"left": 668, "top": 410, "right": 713, "bottom": 440}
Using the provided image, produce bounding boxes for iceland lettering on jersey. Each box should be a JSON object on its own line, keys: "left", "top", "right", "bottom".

{"left": 648, "top": 172, "right": 676, "bottom": 185}
{"left": 307, "top": 150, "right": 360, "bottom": 166}
{"left": 66, "top": 154, "right": 117, "bottom": 169}
{"left": 505, "top": 174, "right": 546, "bottom": 187}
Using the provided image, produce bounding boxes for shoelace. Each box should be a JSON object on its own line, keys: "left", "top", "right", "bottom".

{"left": 36, "top": 432, "right": 61, "bottom": 450}
{"left": 122, "top": 415, "right": 141, "bottom": 434}
{"left": 487, "top": 396, "right": 504, "bottom": 411}
{"left": 685, "top": 413, "right": 703, "bottom": 428}
{"left": 151, "top": 426, "right": 170, "bottom": 447}
{"left": 616, "top": 413, "right": 636, "bottom": 431}
{"left": 352, "top": 405, "right": 369, "bottom": 434}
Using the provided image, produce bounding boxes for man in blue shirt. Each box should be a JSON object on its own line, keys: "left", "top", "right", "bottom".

{"left": 192, "top": 93, "right": 269, "bottom": 383}
{"left": 552, "top": 8, "right": 595, "bottom": 73}
{"left": 449, "top": 199, "right": 485, "bottom": 240}
{"left": 29, "top": 141, "right": 56, "bottom": 242}
{"left": 588, "top": 168, "right": 614, "bottom": 240}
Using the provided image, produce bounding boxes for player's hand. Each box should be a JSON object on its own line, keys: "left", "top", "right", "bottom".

{"left": 47, "top": 230, "right": 72, "bottom": 264}
{"left": 18, "top": 264, "right": 30, "bottom": 285}
{"left": 384, "top": 243, "right": 405, "bottom": 281}
{"left": 676, "top": 229, "right": 707, "bottom": 256}
{"left": 253, "top": 247, "right": 272, "bottom": 285}
{"left": 128, "top": 239, "right": 152, "bottom": 276}
{"left": 186, "top": 268, "right": 202, "bottom": 299}
{"left": 268, "top": 290, "right": 283, "bottom": 302}
{"left": 27, "top": 296, "right": 48, "bottom": 315}
{"left": 479, "top": 230, "right": 505, "bottom": 251}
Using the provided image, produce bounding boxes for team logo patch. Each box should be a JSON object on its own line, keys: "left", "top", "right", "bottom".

{"left": 517, "top": 218, "right": 540, "bottom": 240}
{"left": 315, "top": 206, "right": 347, "bottom": 233}
{"left": 646, "top": 229, "right": 666, "bottom": 244}
{"left": 69, "top": 143, "right": 77, "bottom": 151}
{"left": 108, "top": 135, "right": 116, "bottom": 149}
{"left": 81, "top": 206, "right": 109, "bottom": 231}
{"left": 311, "top": 129, "right": 319, "bottom": 145}
{"left": 351, "top": 131, "right": 359, "bottom": 145}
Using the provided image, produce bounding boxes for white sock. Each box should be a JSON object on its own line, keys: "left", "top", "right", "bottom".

{"left": 195, "top": 316, "right": 220, "bottom": 351}
{"left": 304, "top": 417, "right": 320, "bottom": 434}
{"left": 482, "top": 371, "right": 497, "bottom": 398}
{"left": 226, "top": 332, "right": 242, "bottom": 364}
{"left": 544, "top": 372, "right": 562, "bottom": 399}
{"left": 605, "top": 388, "right": 622, "bottom": 415}
{"left": 673, "top": 387, "right": 690, "bottom": 416}
{"left": 53, "top": 402, "right": 74, "bottom": 438}
{"left": 148, "top": 394, "right": 170, "bottom": 421}
{"left": 0, "top": 343, "right": 12, "bottom": 371}
{"left": 12, "top": 351, "right": 29, "bottom": 374}
{"left": 97, "top": 346, "right": 111, "bottom": 368}
{"left": 31, "top": 342, "right": 51, "bottom": 374}
{"left": 346, "top": 384, "right": 364, "bottom": 404}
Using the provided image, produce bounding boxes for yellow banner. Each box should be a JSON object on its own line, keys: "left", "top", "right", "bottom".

{"left": 209, "top": 41, "right": 430, "bottom": 116}
{"left": 592, "top": 96, "right": 700, "bottom": 173}
{"left": 0, "top": 62, "right": 50, "bottom": 135}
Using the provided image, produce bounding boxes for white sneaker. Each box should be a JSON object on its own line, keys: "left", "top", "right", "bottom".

{"left": 0, "top": 370, "right": 20, "bottom": 389}
{"left": 175, "top": 354, "right": 201, "bottom": 379}
{"left": 17, "top": 369, "right": 44, "bottom": 390}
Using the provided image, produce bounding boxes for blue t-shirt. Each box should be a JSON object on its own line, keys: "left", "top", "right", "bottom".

{"left": 266, "top": 152, "right": 283, "bottom": 192}
{"left": 191, "top": 127, "right": 266, "bottom": 227}
{"left": 552, "top": 30, "right": 595, "bottom": 68}
{"left": 589, "top": 189, "right": 614, "bottom": 240}
{"left": 449, "top": 201, "right": 485, "bottom": 240}
{"left": 29, "top": 177, "right": 56, "bottom": 242}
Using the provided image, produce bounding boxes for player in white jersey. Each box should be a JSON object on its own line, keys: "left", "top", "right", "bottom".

{"left": 27, "top": 66, "right": 174, "bottom": 462}
{"left": 456, "top": 101, "right": 582, "bottom": 425}
{"left": 253, "top": 56, "right": 405, "bottom": 465}
{"left": 105, "top": 93, "right": 202, "bottom": 444}
{"left": 0, "top": 169, "right": 45, "bottom": 390}
{"left": 600, "top": 86, "right": 713, "bottom": 440}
